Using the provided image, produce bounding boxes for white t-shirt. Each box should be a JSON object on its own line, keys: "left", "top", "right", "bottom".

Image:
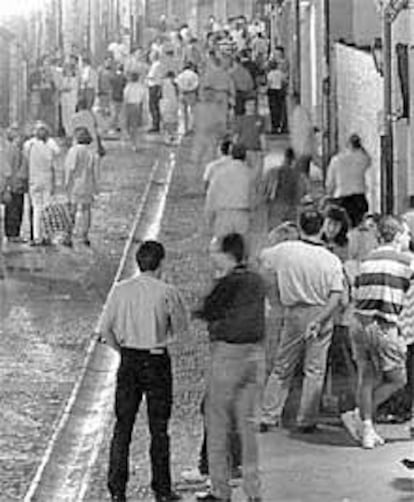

{"left": 260, "top": 240, "right": 344, "bottom": 306}
{"left": 123, "top": 82, "right": 146, "bottom": 105}
{"left": 176, "top": 69, "right": 199, "bottom": 93}
{"left": 203, "top": 156, "right": 229, "bottom": 185}
{"left": 25, "top": 137, "right": 60, "bottom": 188}
{"left": 108, "top": 42, "right": 128, "bottom": 63}
{"left": 267, "top": 69, "right": 283, "bottom": 90}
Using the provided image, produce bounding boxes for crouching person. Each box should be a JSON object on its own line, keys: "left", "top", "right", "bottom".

{"left": 194, "top": 233, "right": 266, "bottom": 502}
{"left": 96, "top": 240, "right": 187, "bottom": 502}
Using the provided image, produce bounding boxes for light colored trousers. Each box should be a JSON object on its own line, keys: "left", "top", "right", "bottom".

{"left": 207, "top": 341, "right": 265, "bottom": 500}
{"left": 212, "top": 208, "right": 250, "bottom": 241}
{"left": 261, "top": 305, "right": 333, "bottom": 427}
{"left": 29, "top": 186, "right": 51, "bottom": 241}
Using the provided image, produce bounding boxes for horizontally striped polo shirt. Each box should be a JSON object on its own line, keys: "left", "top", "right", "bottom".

{"left": 354, "top": 245, "right": 414, "bottom": 324}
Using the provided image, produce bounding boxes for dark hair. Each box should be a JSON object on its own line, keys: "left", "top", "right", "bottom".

{"left": 221, "top": 233, "right": 245, "bottom": 263}
{"left": 299, "top": 209, "right": 324, "bottom": 236}
{"left": 349, "top": 133, "right": 362, "bottom": 149}
{"left": 166, "top": 70, "right": 176, "bottom": 79}
{"left": 275, "top": 46, "right": 285, "bottom": 55}
{"left": 130, "top": 72, "right": 140, "bottom": 82}
{"left": 323, "top": 205, "right": 350, "bottom": 247}
{"left": 220, "top": 139, "right": 232, "bottom": 156}
{"left": 76, "top": 97, "right": 88, "bottom": 111}
{"left": 75, "top": 127, "right": 92, "bottom": 145}
{"left": 377, "top": 215, "right": 404, "bottom": 243}
{"left": 232, "top": 143, "right": 247, "bottom": 161}
{"left": 136, "top": 241, "right": 165, "bottom": 271}
{"left": 292, "top": 91, "right": 300, "bottom": 104}
{"left": 284, "top": 147, "right": 295, "bottom": 163}
{"left": 83, "top": 57, "right": 91, "bottom": 65}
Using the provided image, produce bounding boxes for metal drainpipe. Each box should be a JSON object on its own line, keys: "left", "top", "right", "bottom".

{"left": 322, "top": 0, "right": 331, "bottom": 182}
{"left": 381, "top": 9, "right": 394, "bottom": 214}
{"left": 295, "top": 0, "right": 301, "bottom": 99}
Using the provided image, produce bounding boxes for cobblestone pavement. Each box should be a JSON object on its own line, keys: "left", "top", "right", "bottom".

{"left": 3, "top": 133, "right": 413, "bottom": 502}
{"left": 0, "top": 138, "right": 158, "bottom": 500}
{"left": 84, "top": 135, "right": 414, "bottom": 502}
{"left": 84, "top": 134, "right": 213, "bottom": 501}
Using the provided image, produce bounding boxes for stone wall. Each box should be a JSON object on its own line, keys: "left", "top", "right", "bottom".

{"left": 335, "top": 43, "right": 383, "bottom": 212}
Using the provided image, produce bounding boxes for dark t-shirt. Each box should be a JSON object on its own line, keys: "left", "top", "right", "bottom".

{"left": 196, "top": 265, "right": 266, "bottom": 344}
{"left": 235, "top": 114, "right": 265, "bottom": 151}
{"left": 111, "top": 73, "right": 127, "bottom": 102}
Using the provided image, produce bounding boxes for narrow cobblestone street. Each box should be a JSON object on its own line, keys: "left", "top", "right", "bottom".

{"left": 0, "top": 138, "right": 158, "bottom": 500}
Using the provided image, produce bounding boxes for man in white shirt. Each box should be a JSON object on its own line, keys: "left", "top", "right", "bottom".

{"left": 267, "top": 61, "right": 285, "bottom": 134}
{"left": 146, "top": 52, "right": 164, "bottom": 133}
{"left": 205, "top": 144, "right": 253, "bottom": 244}
{"left": 203, "top": 138, "right": 232, "bottom": 190}
{"left": 176, "top": 63, "right": 199, "bottom": 135}
{"left": 24, "top": 122, "right": 60, "bottom": 246}
{"left": 108, "top": 35, "right": 129, "bottom": 65}
{"left": 259, "top": 208, "right": 343, "bottom": 432}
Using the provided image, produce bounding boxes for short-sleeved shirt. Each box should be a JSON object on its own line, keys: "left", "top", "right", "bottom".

{"left": 260, "top": 240, "right": 344, "bottom": 307}
{"left": 24, "top": 137, "right": 60, "bottom": 188}
{"left": 354, "top": 245, "right": 414, "bottom": 324}
{"left": 234, "top": 114, "right": 265, "bottom": 151}
{"left": 205, "top": 159, "right": 252, "bottom": 212}
{"left": 203, "top": 156, "right": 229, "bottom": 185}
{"left": 97, "top": 274, "right": 188, "bottom": 350}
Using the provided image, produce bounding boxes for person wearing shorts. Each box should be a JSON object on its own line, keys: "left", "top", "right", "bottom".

{"left": 343, "top": 215, "right": 414, "bottom": 449}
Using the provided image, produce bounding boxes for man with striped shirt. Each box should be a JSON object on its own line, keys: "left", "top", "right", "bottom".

{"left": 344, "top": 215, "right": 413, "bottom": 449}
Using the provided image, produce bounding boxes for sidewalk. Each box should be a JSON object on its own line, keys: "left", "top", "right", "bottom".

{"left": 226, "top": 423, "right": 412, "bottom": 502}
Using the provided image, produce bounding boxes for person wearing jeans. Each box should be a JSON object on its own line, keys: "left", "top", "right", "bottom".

{"left": 342, "top": 215, "right": 413, "bottom": 449}
{"left": 24, "top": 121, "right": 59, "bottom": 246}
{"left": 97, "top": 241, "right": 188, "bottom": 502}
{"left": 194, "top": 233, "right": 266, "bottom": 502}
{"left": 147, "top": 52, "right": 164, "bottom": 132}
{"left": 259, "top": 208, "right": 343, "bottom": 432}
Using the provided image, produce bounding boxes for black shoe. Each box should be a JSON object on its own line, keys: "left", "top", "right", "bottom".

{"left": 110, "top": 494, "right": 126, "bottom": 502}
{"left": 401, "top": 458, "right": 414, "bottom": 470}
{"left": 230, "top": 465, "right": 242, "bottom": 480}
{"left": 147, "top": 127, "right": 160, "bottom": 133}
{"left": 295, "top": 424, "right": 319, "bottom": 434}
{"left": 155, "top": 491, "right": 182, "bottom": 502}
{"left": 83, "top": 238, "right": 91, "bottom": 247}
{"left": 195, "top": 491, "right": 230, "bottom": 501}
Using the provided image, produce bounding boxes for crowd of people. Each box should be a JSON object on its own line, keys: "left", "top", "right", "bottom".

{"left": 1, "top": 12, "right": 414, "bottom": 502}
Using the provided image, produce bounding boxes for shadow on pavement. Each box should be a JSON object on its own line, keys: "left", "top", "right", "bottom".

{"left": 288, "top": 426, "right": 356, "bottom": 448}
{"left": 390, "top": 477, "right": 414, "bottom": 494}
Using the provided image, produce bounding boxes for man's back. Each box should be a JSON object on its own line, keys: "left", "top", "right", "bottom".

{"left": 355, "top": 246, "right": 413, "bottom": 323}
{"left": 206, "top": 159, "right": 251, "bottom": 211}
{"left": 100, "top": 274, "right": 186, "bottom": 350}
{"left": 326, "top": 149, "right": 370, "bottom": 198}
{"left": 261, "top": 240, "right": 343, "bottom": 306}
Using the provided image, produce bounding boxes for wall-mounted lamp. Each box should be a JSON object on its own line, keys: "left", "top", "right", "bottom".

{"left": 372, "top": 37, "right": 384, "bottom": 76}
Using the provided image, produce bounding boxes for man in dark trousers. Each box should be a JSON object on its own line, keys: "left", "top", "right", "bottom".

{"left": 97, "top": 240, "right": 187, "bottom": 502}
{"left": 195, "top": 233, "right": 266, "bottom": 502}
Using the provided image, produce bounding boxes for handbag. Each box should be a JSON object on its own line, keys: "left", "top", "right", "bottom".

{"left": 41, "top": 199, "right": 74, "bottom": 237}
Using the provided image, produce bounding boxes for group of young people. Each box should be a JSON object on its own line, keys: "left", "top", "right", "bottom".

{"left": 0, "top": 119, "right": 99, "bottom": 249}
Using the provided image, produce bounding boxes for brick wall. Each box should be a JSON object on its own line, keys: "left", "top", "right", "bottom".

{"left": 335, "top": 43, "right": 383, "bottom": 212}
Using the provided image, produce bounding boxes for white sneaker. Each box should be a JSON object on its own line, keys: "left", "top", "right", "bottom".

{"left": 372, "top": 429, "right": 385, "bottom": 446}
{"left": 362, "top": 426, "right": 383, "bottom": 449}
{"left": 341, "top": 410, "right": 362, "bottom": 442}
{"left": 181, "top": 468, "right": 208, "bottom": 484}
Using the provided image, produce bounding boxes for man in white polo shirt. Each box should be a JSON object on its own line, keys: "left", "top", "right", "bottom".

{"left": 259, "top": 208, "right": 344, "bottom": 432}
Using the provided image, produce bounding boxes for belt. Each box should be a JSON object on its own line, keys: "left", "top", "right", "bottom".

{"left": 121, "top": 347, "right": 167, "bottom": 355}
